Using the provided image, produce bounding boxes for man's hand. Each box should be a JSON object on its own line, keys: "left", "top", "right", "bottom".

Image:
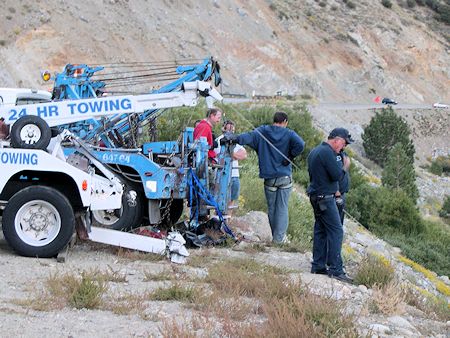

{"left": 219, "top": 132, "right": 238, "bottom": 145}
{"left": 282, "top": 156, "right": 294, "bottom": 166}
{"left": 343, "top": 154, "right": 351, "bottom": 171}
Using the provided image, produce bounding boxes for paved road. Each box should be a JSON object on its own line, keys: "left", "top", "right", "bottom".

{"left": 223, "top": 97, "right": 437, "bottom": 110}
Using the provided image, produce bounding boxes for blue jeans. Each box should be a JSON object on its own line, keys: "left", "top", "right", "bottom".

{"left": 230, "top": 177, "right": 240, "bottom": 201}
{"left": 264, "top": 176, "right": 292, "bottom": 243}
{"left": 310, "top": 195, "right": 344, "bottom": 275}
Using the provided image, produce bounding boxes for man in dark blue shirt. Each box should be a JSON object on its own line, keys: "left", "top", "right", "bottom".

{"left": 307, "top": 128, "right": 354, "bottom": 283}
{"left": 225, "top": 112, "right": 305, "bottom": 243}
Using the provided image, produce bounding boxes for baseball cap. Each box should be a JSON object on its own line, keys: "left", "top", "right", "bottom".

{"left": 328, "top": 128, "right": 354, "bottom": 144}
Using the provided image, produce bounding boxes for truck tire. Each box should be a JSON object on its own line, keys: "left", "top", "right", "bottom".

{"left": 2, "top": 186, "right": 75, "bottom": 258}
{"left": 10, "top": 115, "right": 52, "bottom": 150}
{"left": 91, "top": 187, "right": 143, "bottom": 231}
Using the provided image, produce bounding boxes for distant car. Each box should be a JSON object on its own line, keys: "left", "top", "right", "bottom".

{"left": 432, "top": 102, "right": 449, "bottom": 109}
{"left": 382, "top": 98, "right": 397, "bottom": 105}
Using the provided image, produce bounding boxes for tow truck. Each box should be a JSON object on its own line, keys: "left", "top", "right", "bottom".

{"left": 0, "top": 57, "right": 234, "bottom": 261}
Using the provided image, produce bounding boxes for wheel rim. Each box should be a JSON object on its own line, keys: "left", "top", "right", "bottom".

{"left": 92, "top": 208, "right": 122, "bottom": 226}
{"left": 14, "top": 200, "right": 61, "bottom": 247}
{"left": 20, "top": 124, "right": 42, "bottom": 145}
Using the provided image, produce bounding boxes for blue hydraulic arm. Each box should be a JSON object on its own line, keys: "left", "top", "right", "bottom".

{"left": 47, "top": 57, "right": 221, "bottom": 146}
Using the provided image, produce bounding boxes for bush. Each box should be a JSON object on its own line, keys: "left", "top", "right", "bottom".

{"left": 385, "top": 223, "right": 450, "bottom": 277}
{"left": 439, "top": 195, "right": 450, "bottom": 219}
{"left": 354, "top": 254, "right": 395, "bottom": 288}
{"left": 362, "top": 107, "right": 415, "bottom": 167}
{"left": 381, "top": 0, "right": 393, "bottom": 8}
{"left": 429, "top": 155, "right": 450, "bottom": 176}
{"left": 382, "top": 143, "right": 419, "bottom": 203}
{"left": 287, "top": 193, "right": 314, "bottom": 251}
{"left": 346, "top": 185, "right": 423, "bottom": 235}
{"left": 436, "top": 4, "right": 450, "bottom": 25}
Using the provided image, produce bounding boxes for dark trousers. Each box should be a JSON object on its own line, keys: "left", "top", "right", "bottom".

{"left": 310, "top": 195, "right": 344, "bottom": 276}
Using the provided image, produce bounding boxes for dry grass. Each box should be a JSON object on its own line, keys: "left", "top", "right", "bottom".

{"left": 353, "top": 254, "right": 395, "bottom": 288}
{"left": 369, "top": 281, "right": 406, "bottom": 315}
{"left": 115, "top": 247, "right": 166, "bottom": 262}
{"left": 196, "top": 257, "right": 358, "bottom": 337}
{"left": 69, "top": 272, "right": 107, "bottom": 309}
{"left": 21, "top": 270, "right": 108, "bottom": 311}
{"left": 193, "top": 289, "right": 258, "bottom": 321}
{"left": 103, "top": 292, "right": 146, "bottom": 316}
{"left": 94, "top": 266, "right": 127, "bottom": 283}
{"left": 240, "top": 242, "right": 268, "bottom": 254}
{"left": 187, "top": 249, "right": 219, "bottom": 267}
{"left": 143, "top": 269, "right": 175, "bottom": 282}
{"left": 148, "top": 283, "right": 200, "bottom": 303}
{"left": 159, "top": 314, "right": 217, "bottom": 338}
{"left": 205, "top": 258, "right": 289, "bottom": 298}
{"left": 404, "top": 286, "right": 450, "bottom": 321}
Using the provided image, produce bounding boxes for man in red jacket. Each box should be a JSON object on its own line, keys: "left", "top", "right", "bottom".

{"left": 194, "top": 108, "right": 222, "bottom": 162}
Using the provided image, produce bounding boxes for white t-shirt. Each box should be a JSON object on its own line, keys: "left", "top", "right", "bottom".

{"left": 214, "top": 135, "right": 244, "bottom": 178}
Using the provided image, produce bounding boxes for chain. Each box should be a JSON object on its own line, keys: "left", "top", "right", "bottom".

{"left": 157, "top": 191, "right": 174, "bottom": 228}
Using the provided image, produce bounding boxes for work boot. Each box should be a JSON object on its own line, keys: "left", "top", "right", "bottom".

{"left": 329, "top": 273, "right": 353, "bottom": 284}
{"left": 310, "top": 268, "right": 328, "bottom": 275}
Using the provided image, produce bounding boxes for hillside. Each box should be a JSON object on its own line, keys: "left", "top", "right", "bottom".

{"left": 0, "top": 0, "right": 449, "bottom": 103}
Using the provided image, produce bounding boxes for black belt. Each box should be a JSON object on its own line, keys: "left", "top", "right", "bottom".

{"left": 310, "top": 194, "right": 335, "bottom": 200}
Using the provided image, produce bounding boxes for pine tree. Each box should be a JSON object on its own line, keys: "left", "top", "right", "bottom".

{"left": 362, "top": 107, "right": 415, "bottom": 167}
{"left": 382, "top": 142, "right": 419, "bottom": 203}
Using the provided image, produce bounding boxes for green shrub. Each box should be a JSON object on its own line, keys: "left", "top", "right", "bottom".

{"left": 436, "top": 4, "right": 450, "bottom": 25}
{"left": 382, "top": 143, "right": 419, "bottom": 203}
{"left": 381, "top": 0, "right": 392, "bottom": 8}
{"left": 348, "top": 161, "right": 369, "bottom": 190}
{"left": 384, "top": 223, "right": 450, "bottom": 276}
{"left": 362, "top": 107, "right": 415, "bottom": 167}
{"left": 439, "top": 195, "right": 450, "bottom": 219}
{"left": 238, "top": 152, "right": 266, "bottom": 214}
{"left": 354, "top": 254, "right": 395, "bottom": 288}
{"left": 149, "top": 284, "right": 198, "bottom": 302}
{"left": 346, "top": 185, "right": 423, "bottom": 235}
{"left": 69, "top": 272, "right": 107, "bottom": 309}
{"left": 287, "top": 193, "right": 314, "bottom": 251}
{"left": 429, "top": 155, "right": 450, "bottom": 176}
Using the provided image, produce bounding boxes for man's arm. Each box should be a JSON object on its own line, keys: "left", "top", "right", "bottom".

{"left": 289, "top": 131, "right": 306, "bottom": 157}
{"left": 322, "top": 148, "right": 343, "bottom": 181}
{"left": 236, "top": 129, "right": 259, "bottom": 151}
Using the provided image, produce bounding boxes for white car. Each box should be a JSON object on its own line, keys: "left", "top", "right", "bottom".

{"left": 432, "top": 103, "right": 449, "bottom": 109}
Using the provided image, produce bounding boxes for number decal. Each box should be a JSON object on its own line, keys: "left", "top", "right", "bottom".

{"left": 9, "top": 108, "right": 27, "bottom": 121}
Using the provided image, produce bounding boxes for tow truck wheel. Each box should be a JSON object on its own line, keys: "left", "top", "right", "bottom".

{"left": 2, "top": 186, "right": 75, "bottom": 257}
{"left": 91, "top": 187, "right": 143, "bottom": 231}
{"left": 10, "top": 115, "right": 52, "bottom": 150}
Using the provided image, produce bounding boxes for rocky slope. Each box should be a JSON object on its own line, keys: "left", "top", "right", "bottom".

{"left": 0, "top": 0, "right": 449, "bottom": 103}
{"left": 0, "top": 210, "right": 448, "bottom": 337}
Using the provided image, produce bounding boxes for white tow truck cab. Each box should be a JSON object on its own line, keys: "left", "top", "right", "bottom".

{"left": 0, "top": 88, "right": 52, "bottom": 106}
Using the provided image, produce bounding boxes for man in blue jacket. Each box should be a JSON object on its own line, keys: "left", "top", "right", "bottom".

{"left": 307, "top": 128, "right": 354, "bottom": 283}
{"left": 223, "top": 112, "right": 305, "bottom": 243}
